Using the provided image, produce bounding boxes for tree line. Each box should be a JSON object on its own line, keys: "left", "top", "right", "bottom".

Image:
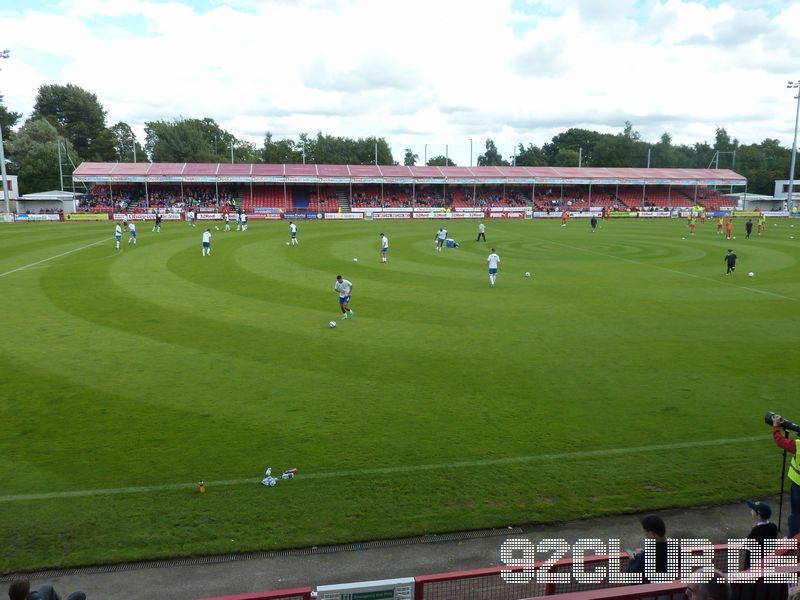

{"left": 1, "top": 83, "right": 795, "bottom": 196}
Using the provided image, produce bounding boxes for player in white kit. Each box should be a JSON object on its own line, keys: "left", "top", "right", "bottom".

{"left": 334, "top": 275, "right": 354, "bottom": 320}
{"left": 435, "top": 228, "right": 447, "bottom": 251}
{"left": 202, "top": 229, "right": 212, "bottom": 256}
{"left": 380, "top": 233, "right": 389, "bottom": 263}
{"left": 486, "top": 248, "right": 500, "bottom": 286}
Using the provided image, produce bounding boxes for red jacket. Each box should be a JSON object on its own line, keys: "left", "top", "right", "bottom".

{"left": 774, "top": 426, "right": 797, "bottom": 454}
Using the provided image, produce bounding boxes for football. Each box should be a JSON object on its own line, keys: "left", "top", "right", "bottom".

{"left": 329, "top": 321, "right": 337, "bottom": 328}
{"left": 286, "top": 242, "right": 290, "bottom": 245}
{"left": 748, "top": 272, "right": 754, "bottom": 277}
{"left": 525, "top": 272, "right": 531, "bottom": 277}
{"left": 353, "top": 258, "right": 358, "bottom": 262}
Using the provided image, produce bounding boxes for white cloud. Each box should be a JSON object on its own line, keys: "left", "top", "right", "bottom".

{"left": 0, "top": 0, "right": 797, "bottom": 167}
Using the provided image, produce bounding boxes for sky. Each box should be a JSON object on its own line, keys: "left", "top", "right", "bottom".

{"left": 0, "top": 0, "right": 798, "bottom": 166}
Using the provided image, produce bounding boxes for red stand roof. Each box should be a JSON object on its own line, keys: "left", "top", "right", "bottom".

{"left": 72, "top": 162, "right": 747, "bottom": 185}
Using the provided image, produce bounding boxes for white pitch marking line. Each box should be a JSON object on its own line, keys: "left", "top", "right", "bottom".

{"left": 0, "top": 435, "right": 764, "bottom": 503}
{"left": 546, "top": 238, "right": 797, "bottom": 302}
{"left": 0, "top": 238, "right": 110, "bottom": 278}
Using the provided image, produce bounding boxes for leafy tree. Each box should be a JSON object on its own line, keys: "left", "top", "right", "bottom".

{"left": 200, "top": 117, "right": 236, "bottom": 158}
{"left": 426, "top": 155, "right": 455, "bottom": 166}
{"left": 0, "top": 96, "right": 21, "bottom": 144}
{"left": 545, "top": 128, "right": 605, "bottom": 166}
{"left": 714, "top": 127, "right": 738, "bottom": 153}
{"left": 146, "top": 119, "right": 211, "bottom": 162}
{"left": 591, "top": 136, "right": 625, "bottom": 166}
{"left": 31, "top": 83, "right": 113, "bottom": 160}
{"left": 109, "top": 122, "right": 144, "bottom": 162}
{"left": 92, "top": 128, "right": 117, "bottom": 162}
{"left": 648, "top": 132, "right": 674, "bottom": 168}
{"left": 7, "top": 118, "right": 59, "bottom": 161}
{"left": 7, "top": 117, "right": 75, "bottom": 194}
{"left": 403, "top": 148, "right": 418, "bottom": 166}
{"left": 554, "top": 148, "right": 580, "bottom": 167}
{"left": 613, "top": 122, "right": 649, "bottom": 167}
{"left": 297, "top": 132, "right": 313, "bottom": 163}
{"left": 693, "top": 141, "right": 715, "bottom": 168}
{"left": 354, "top": 136, "right": 392, "bottom": 165}
{"left": 477, "top": 139, "right": 508, "bottom": 166}
{"left": 231, "top": 139, "right": 259, "bottom": 163}
{"left": 735, "top": 138, "right": 791, "bottom": 195}
{"left": 261, "top": 132, "right": 300, "bottom": 163}
{"left": 311, "top": 133, "right": 349, "bottom": 164}
{"left": 515, "top": 143, "right": 547, "bottom": 166}
{"left": 145, "top": 118, "right": 239, "bottom": 162}
{"left": 15, "top": 144, "right": 62, "bottom": 195}
{"left": 622, "top": 121, "right": 641, "bottom": 141}
{"left": 311, "top": 133, "right": 394, "bottom": 165}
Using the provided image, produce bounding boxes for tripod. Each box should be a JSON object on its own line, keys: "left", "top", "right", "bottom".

{"left": 779, "top": 432, "right": 788, "bottom": 534}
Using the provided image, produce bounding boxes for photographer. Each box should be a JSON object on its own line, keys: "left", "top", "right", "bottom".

{"left": 771, "top": 413, "right": 800, "bottom": 536}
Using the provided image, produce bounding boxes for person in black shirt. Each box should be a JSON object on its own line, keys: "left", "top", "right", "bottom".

{"left": 745, "top": 219, "right": 753, "bottom": 239}
{"left": 627, "top": 514, "right": 670, "bottom": 582}
{"left": 743, "top": 500, "right": 778, "bottom": 571}
{"left": 725, "top": 249, "right": 737, "bottom": 274}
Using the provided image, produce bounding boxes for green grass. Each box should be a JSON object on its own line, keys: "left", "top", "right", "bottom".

{"left": 1, "top": 218, "right": 798, "bottom": 573}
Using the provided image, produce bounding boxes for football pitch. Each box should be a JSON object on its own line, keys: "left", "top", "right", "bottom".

{"left": 1, "top": 218, "right": 798, "bottom": 572}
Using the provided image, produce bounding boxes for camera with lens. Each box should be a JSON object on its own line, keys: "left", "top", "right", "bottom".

{"left": 765, "top": 412, "right": 800, "bottom": 434}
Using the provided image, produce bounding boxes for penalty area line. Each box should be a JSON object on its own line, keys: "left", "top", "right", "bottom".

{"left": 0, "top": 238, "right": 110, "bottom": 278}
{"left": 0, "top": 435, "right": 763, "bottom": 503}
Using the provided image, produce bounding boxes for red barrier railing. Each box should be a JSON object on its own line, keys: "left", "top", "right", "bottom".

{"left": 530, "top": 563, "right": 800, "bottom": 600}
{"left": 415, "top": 565, "right": 543, "bottom": 600}
{"left": 414, "top": 543, "right": 799, "bottom": 600}
{"left": 414, "top": 555, "right": 627, "bottom": 600}
{"left": 196, "top": 586, "right": 313, "bottom": 600}
{"left": 527, "top": 582, "right": 687, "bottom": 599}
{"left": 193, "top": 537, "right": 800, "bottom": 600}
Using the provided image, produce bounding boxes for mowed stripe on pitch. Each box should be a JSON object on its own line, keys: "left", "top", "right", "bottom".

{"left": 0, "top": 435, "right": 763, "bottom": 502}
{"left": 0, "top": 238, "right": 109, "bottom": 278}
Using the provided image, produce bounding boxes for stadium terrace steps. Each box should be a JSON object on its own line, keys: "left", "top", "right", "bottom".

{"left": 336, "top": 190, "right": 350, "bottom": 212}
{"left": 243, "top": 187, "right": 292, "bottom": 211}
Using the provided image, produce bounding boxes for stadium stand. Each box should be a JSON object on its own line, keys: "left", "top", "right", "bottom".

{"left": 309, "top": 187, "right": 339, "bottom": 212}
{"left": 81, "top": 181, "right": 740, "bottom": 214}
{"left": 73, "top": 164, "right": 748, "bottom": 215}
{"left": 85, "top": 184, "right": 239, "bottom": 212}
{"left": 456, "top": 185, "right": 528, "bottom": 208}
{"left": 696, "top": 187, "right": 732, "bottom": 211}
{"left": 242, "top": 187, "right": 291, "bottom": 211}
